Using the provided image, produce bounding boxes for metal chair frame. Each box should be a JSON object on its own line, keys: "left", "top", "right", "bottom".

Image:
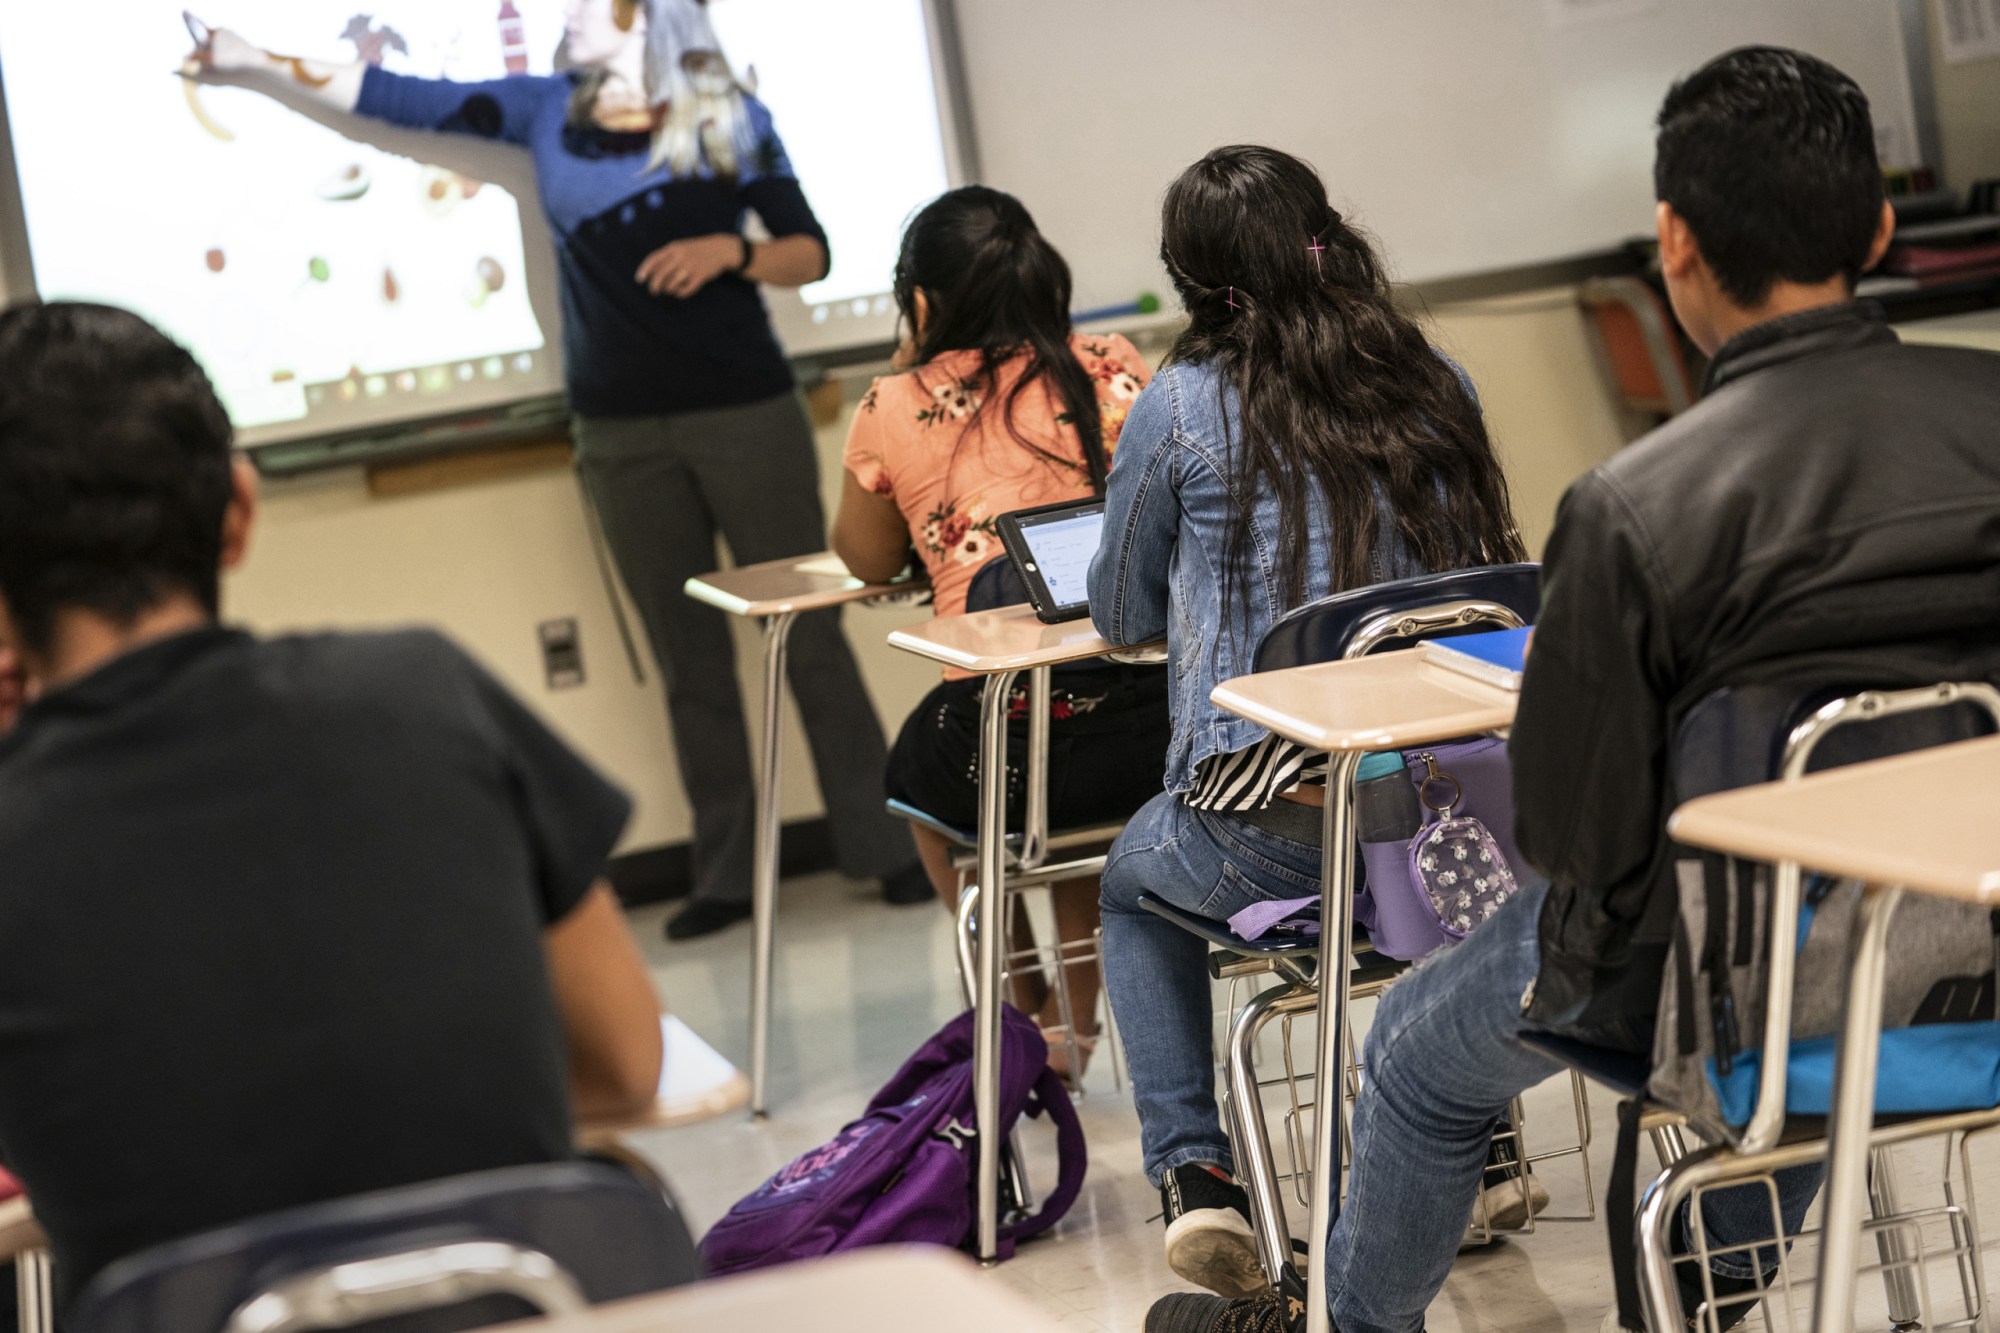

{"left": 1618, "top": 682, "right": 2000, "bottom": 1333}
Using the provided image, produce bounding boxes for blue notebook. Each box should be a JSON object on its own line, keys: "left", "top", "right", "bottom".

{"left": 1417, "top": 626, "right": 1531, "bottom": 691}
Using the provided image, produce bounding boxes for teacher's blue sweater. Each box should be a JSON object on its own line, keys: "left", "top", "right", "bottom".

{"left": 357, "top": 67, "right": 826, "bottom": 418}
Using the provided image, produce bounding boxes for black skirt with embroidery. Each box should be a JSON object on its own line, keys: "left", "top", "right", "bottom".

{"left": 885, "top": 664, "right": 1170, "bottom": 834}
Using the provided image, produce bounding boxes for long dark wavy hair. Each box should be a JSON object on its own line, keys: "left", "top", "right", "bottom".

{"left": 1161, "top": 145, "right": 1524, "bottom": 610}
{"left": 893, "top": 187, "right": 1107, "bottom": 493}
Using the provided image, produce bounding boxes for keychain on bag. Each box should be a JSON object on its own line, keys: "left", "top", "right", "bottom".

{"left": 1408, "top": 751, "right": 1518, "bottom": 938}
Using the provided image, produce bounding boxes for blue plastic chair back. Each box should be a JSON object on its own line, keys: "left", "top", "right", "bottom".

{"left": 1253, "top": 564, "right": 1542, "bottom": 673}
{"left": 964, "top": 556, "right": 1031, "bottom": 614}
{"left": 72, "top": 1161, "right": 700, "bottom": 1333}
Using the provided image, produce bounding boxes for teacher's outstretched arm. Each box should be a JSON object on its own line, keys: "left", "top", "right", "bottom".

{"left": 185, "top": 19, "right": 365, "bottom": 114}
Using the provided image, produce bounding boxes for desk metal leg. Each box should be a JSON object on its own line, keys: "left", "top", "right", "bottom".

{"left": 17, "top": 1248, "right": 50, "bottom": 1333}
{"left": 974, "top": 668, "right": 1021, "bottom": 1265}
{"left": 747, "top": 610, "right": 798, "bottom": 1119}
{"left": 1812, "top": 883, "right": 1904, "bottom": 1333}
{"left": 1305, "top": 753, "right": 1363, "bottom": 1333}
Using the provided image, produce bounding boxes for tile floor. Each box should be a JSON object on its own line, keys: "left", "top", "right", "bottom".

{"left": 616, "top": 874, "right": 2000, "bottom": 1333}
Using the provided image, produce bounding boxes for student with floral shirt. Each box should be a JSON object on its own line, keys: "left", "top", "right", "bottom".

{"left": 834, "top": 187, "right": 1166, "bottom": 1082}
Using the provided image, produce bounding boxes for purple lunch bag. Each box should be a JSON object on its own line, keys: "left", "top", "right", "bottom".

{"left": 698, "top": 1005, "right": 1086, "bottom": 1274}
{"left": 1356, "top": 737, "right": 1527, "bottom": 961}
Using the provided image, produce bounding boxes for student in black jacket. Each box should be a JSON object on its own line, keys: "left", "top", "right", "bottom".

{"left": 1145, "top": 47, "right": 2000, "bottom": 1333}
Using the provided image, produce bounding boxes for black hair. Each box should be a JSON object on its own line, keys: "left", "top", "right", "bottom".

{"left": 0, "top": 302, "right": 235, "bottom": 656}
{"left": 892, "top": 186, "right": 1107, "bottom": 494}
{"left": 1160, "top": 145, "right": 1524, "bottom": 612}
{"left": 1655, "top": 46, "right": 1884, "bottom": 307}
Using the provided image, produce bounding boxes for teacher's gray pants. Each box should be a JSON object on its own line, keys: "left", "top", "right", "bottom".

{"left": 574, "top": 391, "right": 914, "bottom": 906}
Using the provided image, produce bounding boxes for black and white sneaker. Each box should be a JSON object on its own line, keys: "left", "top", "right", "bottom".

{"left": 1147, "top": 1271, "right": 1310, "bottom": 1333}
{"left": 1462, "top": 1128, "right": 1551, "bottom": 1248}
{"left": 1161, "top": 1164, "right": 1266, "bottom": 1299}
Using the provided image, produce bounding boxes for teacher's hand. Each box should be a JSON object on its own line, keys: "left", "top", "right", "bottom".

{"left": 636, "top": 235, "right": 742, "bottom": 300}
{"left": 184, "top": 18, "right": 263, "bottom": 75}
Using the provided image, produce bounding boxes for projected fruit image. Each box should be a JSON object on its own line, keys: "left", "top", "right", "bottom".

{"left": 205, "top": 248, "right": 226, "bottom": 273}
{"left": 179, "top": 61, "right": 234, "bottom": 141}
{"left": 340, "top": 14, "right": 409, "bottom": 66}
{"left": 315, "top": 164, "right": 372, "bottom": 202}
{"left": 465, "top": 256, "right": 507, "bottom": 307}
{"left": 419, "top": 166, "right": 462, "bottom": 216}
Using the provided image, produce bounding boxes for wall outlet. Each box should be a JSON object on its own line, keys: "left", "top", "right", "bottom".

{"left": 538, "top": 618, "right": 584, "bottom": 690}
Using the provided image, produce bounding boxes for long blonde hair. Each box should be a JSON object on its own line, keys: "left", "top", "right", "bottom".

{"left": 619, "top": 0, "right": 758, "bottom": 177}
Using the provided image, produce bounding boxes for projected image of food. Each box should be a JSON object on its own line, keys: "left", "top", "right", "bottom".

{"left": 1, "top": 0, "right": 961, "bottom": 445}
{"left": 2, "top": 2, "right": 559, "bottom": 442}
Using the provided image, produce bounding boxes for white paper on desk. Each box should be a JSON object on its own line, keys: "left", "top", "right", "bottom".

{"left": 660, "top": 1014, "right": 742, "bottom": 1103}
{"left": 1937, "top": 0, "right": 2000, "bottom": 64}
{"left": 792, "top": 554, "right": 854, "bottom": 578}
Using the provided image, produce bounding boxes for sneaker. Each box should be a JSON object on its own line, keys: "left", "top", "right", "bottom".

{"left": 1161, "top": 1164, "right": 1267, "bottom": 1299}
{"left": 1461, "top": 1129, "right": 1551, "bottom": 1247}
{"left": 1146, "top": 1284, "right": 1308, "bottom": 1333}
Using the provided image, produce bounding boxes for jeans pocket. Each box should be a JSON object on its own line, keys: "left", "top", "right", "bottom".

{"left": 1196, "top": 858, "right": 1313, "bottom": 921}
{"left": 1208, "top": 819, "right": 1321, "bottom": 893}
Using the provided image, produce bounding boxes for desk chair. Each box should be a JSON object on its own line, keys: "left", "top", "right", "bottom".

{"left": 1580, "top": 276, "right": 1697, "bottom": 424}
{"left": 72, "top": 1161, "right": 700, "bottom": 1333}
{"left": 1532, "top": 680, "right": 2000, "bottom": 1333}
{"left": 1140, "top": 565, "right": 1595, "bottom": 1287}
{"left": 887, "top": 559, "right": 1158, "bottom": 1094}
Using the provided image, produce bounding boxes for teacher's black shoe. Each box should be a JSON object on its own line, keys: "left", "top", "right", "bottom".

{"left": 881, "top": 862, "right": 935, "bottom": 906}
{"left": 665, "top": 898, "right": 753, "bottom": 941}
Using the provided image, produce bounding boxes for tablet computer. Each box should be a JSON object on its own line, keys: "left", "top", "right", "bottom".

{"left": 996, "top": 498, "right": 1106, "bottom": 623}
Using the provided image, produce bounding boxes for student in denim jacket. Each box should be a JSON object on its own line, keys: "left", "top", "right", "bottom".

{"left": 1086, "top": 145, "right": 1525, "bottom": 1304}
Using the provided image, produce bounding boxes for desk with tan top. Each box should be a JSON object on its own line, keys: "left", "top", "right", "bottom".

{"left": 1670, "top": 732, "right": 2000, "bottom": 1333}
{"left": 683, "top": 555, "right": 922, "bottom": 1117}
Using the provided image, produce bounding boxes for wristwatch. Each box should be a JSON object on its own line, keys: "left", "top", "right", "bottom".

{"left": 734, "top": 235, "right": 755, "bottom": 274}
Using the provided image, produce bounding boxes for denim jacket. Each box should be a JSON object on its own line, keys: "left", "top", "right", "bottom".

{"left": 1088, "top": 357, "right": 1453, "bottom": 794}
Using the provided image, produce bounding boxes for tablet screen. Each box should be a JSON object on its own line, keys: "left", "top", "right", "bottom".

{"left": 1017, "top": 508, "right": 1105, "bottom": 611}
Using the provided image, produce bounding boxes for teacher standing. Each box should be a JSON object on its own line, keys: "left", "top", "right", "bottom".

{"left": 193, "top": 0, "right": 926, "bottom": 939}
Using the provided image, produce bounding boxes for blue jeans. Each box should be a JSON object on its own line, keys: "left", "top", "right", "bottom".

{"left": 1102, "top": 792, "right": 1822, "bottom": 1333}
{"left": 1101, "top": 791, "right": 1328, "bottom": 1183}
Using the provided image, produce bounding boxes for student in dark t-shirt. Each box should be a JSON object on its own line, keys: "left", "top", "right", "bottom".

{"left": 189, "top": 0, "right": 928, "bottom": 940}
{"left": 0, "top": 302, "right": 666, "bottom": 1300}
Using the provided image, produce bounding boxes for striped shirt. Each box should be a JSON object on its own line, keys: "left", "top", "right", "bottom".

{"left": 1187, "top": 735, "right": 1331, "bottom": 811}
{"left": 1188, "top": 738, "right": 1407, "bottom": 811}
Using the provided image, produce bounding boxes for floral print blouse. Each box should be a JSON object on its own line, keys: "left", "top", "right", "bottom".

{"left": 845, "top": 334, "right": 1152, "bottom": 673}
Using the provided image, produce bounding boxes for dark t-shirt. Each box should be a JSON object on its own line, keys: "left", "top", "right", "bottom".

{"left": 0, "top": 627, "right": 632, "bottom": 1296}
{"left": 355, "top": 69, "right": 828, "bottom": 418}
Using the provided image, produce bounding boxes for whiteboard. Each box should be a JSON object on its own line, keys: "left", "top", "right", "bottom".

{"left": 0, "top": 0, "right": 963, "bottom": 448}
{"left": 952, "top": 0, "right": 1919, "bottom": 306}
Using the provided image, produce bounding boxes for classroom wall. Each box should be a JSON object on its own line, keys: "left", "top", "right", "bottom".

{"left": 1924, "top": 1, "right": 2000, "bottom": 187}
{"left": 224, "top": 290, "right": 1625, "bottom": 856}
{"left": 43, "top": 17, "right": 1997, "bottom": 864}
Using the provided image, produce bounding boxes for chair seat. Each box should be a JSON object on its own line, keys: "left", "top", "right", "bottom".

{"left": 885, "top": 799, "right": 1125, "bottom": 857}
{"left": 1139, "top": 893, "right": 1320, "bottom": 957}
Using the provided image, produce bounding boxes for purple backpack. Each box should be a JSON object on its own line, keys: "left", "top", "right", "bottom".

{"left": 698, "top": 1006, "right": 1086, "bottom": 1274}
